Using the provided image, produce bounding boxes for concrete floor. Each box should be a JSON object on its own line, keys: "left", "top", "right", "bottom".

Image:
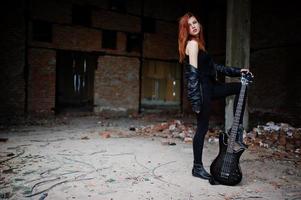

{"left": 0, "top": 116, "right": 300, "bottom": 200}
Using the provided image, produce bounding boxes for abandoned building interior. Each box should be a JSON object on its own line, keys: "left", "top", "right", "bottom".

{"left": 0, "top": 0, "right": 301, "bottom": 199}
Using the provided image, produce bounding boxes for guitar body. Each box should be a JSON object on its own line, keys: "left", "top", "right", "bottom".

{"left": 210, "top": 132, "right": 244, "bottom": 186}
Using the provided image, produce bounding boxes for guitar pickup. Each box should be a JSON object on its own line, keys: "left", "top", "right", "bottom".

{"left": 221, "top": 172, "right": 230, "bottom": 178}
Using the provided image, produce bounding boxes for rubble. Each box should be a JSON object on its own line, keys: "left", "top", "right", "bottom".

{"left": 99, "top": 131, "right": 111, "bottom": 139}
{"left": 245, "top": 122, "right": 301, "bottom": 156}
{"left": 135, "top": 119, "right": 301, "bottom": 159}
{"left": 99, "top": 129, "right": 135, "bottom": 138}
{"left": 135, "top": 119, "right": 194, "bottom": 141}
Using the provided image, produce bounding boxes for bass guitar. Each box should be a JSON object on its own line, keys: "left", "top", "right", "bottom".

{"left": 209, "top": 72, "right": 253, "bottom": 186}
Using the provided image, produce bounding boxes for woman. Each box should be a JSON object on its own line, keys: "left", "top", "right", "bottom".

{"left": 178, "top": 12, "right": 252, "bottom": 180}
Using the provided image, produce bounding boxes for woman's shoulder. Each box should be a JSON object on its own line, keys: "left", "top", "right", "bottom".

{"left": 186, "top": 40, "right": 199, "bottom": 56}
{"left": 187, "top": 40, "right": 198, "bottom": 49}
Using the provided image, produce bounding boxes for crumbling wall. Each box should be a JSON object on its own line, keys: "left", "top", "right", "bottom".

{"left": 27, "top": 0, "right": 182, "bottom": 115}
{"left": 27, "top": 48, "right": 56, "bottom": 115}
{"left": 94, "top": 56, "right": 140, "bottom": 115}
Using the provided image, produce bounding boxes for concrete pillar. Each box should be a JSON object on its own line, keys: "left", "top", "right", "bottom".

{"left": 225, "top": 0, "right": 251, "bottom": 131}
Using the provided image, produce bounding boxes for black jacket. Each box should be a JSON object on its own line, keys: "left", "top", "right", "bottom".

{"left": 184, "top": 58, "right": 241, "bottom": 113}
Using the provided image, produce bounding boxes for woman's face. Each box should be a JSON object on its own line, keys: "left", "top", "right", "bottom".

{"left": 188, "top": 16, "right": 200, "bottom": 36}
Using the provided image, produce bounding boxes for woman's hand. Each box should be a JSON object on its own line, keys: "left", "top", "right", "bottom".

{"left": 240, "top": 68, "right": 254, "bottom": 77}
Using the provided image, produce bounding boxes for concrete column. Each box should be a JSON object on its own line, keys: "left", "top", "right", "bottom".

{"left": 225, "top": 0, "right": 251, "bottom": 131}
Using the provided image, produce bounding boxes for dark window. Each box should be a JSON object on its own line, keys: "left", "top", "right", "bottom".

{"left": 126, "top": 33, "right": 142, "bottom": 53}
{"left": 72, "top": 5, "right": 91, "bottom": 27}
{"left": 110, "top": 0, "right": 126, "bottom": 13}
{"left": 142, "top": 17, "right": 156, "bottom": 33}
{"left": 32, "top": 20, "right": 52, "bottom": 42}
{"left": 102, "top": 30, "right": 117, "bottom": 49}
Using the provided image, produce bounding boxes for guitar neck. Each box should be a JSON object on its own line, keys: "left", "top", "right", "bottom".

{"left": 227, "top": 84, "right": 247, "bottom": 152}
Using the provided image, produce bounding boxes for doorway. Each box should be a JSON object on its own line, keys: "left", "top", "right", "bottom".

{"left": 56, "top": 50, "right": 97, "bottom": 113}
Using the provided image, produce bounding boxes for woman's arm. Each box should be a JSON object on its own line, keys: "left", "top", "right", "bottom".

{"left": 214, "top": 62, "right": 253, "bottom": 77}
{"left": 187, "top": 40, "right": 199, "bottom": 68}
{"left": 185, "top": 40, "right": 202, "bottom": 113}
{"left": 185, "top": 64, "right": 202, "bottom": 114}
{"left": 213, "top": 62, "right": 241, "bottom": 77}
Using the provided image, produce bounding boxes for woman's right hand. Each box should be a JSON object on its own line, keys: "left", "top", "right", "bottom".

{"left": 240, "top": 68, "right": 254, "bottom": 78}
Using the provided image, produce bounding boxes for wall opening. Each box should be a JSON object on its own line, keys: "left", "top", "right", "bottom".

{"left": 72, "top": 4, "right": 92, "bottom": 27}
{"left": 32, "top": 20, "right": 53, "bottom": 43}
{"left": 141, "top": 59, "right": 181, "bottom": 113}
{"left": 102, "top": 30, "right": 117, "bottom": 49}
{"left": 56, "top": 50, "right": 97, "bottom": 113}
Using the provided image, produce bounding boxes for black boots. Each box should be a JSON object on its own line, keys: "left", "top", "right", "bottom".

{"left": 192, "top": 163, "right": 211, "bottom": 180}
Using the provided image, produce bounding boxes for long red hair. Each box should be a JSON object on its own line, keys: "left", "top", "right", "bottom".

{"left": 178, "top": 12, "right": 206, "bottom": 63}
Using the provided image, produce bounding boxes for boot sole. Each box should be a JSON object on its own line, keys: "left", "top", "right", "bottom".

{"left": 192, "top": 170, "right": 211, "bottom": 180}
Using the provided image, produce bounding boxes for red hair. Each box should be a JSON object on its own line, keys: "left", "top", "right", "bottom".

{"left": 178, "top": 12, "right": 206, "bottom": 63}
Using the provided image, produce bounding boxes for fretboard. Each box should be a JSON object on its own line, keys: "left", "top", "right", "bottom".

{"left": 227, "top": 84, "right": 247, "bottom": 153}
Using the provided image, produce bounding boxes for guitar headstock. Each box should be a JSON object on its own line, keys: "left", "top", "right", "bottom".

{"left": 241, "top": 72, "right": 253, "bottom": 86}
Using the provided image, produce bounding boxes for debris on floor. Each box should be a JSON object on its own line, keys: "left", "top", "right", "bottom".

{"left": 135, "top": 119, "right": 301, "bottom": 159}
{"left": 0, "top": 115, "right": 300, "bottom": 200}
{"left": 135, "top": 119, "right": 194, "bottom": 142}
{"left": 245, "top": 121, "right": 301, "bottom": 160}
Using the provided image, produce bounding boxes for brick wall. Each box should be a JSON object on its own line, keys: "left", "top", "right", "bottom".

{"left": 94, "top": 56, "right": 140, "bottom": 115}
{"left": 143, "top": 21, "right": 178, "bottom": 60}
{"left": 6, "top": 0, "right": 300, "bottom": 124}
{"left": 27, "top": 48, "right": 56, "bottom": 115}
{"left": 26, "top": 0, "right": 183, "bottom": 116}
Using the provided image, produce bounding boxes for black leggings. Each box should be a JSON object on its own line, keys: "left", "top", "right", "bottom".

{"left": 193, "top": 81, "right": 246, "bottom": 165}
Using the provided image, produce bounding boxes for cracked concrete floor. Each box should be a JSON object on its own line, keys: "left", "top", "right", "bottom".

{"left": 0, "top": 116, "right": 300, "bottom": 200}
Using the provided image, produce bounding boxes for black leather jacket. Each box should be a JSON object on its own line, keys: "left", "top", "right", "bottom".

{"left": 184, "top": 58, "right": 241, "bottom": 113}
